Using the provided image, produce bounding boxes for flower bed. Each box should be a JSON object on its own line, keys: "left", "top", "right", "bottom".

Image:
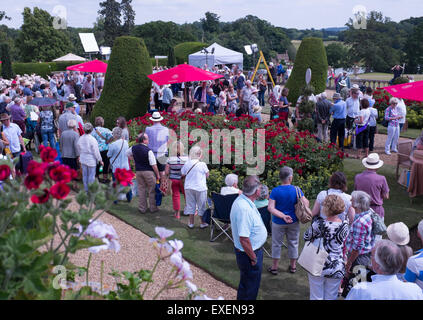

{"left": 373, "top": 88, "right": 423, "bottom": 128}
{"left": 128, "top": 112, "right": 344, "bottom": 198}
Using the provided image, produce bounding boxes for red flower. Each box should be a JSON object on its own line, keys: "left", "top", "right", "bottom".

{"left": 49, "top": 164, "right": 72, "bottom": 183}
{"left": 0, "top": 165, "right": 11, "bottom": 181}
{"left": 294, "top": 144, "right": 301, "bottom": 150}
{"left": 50, "top": 182, "right": 70, "bottom": 200}
{"left": 27, "top": 160, "right": 47, "bottom": 177}
{"left": 39, "top": 145, "right": 58, "bottom": 163}
{"left": 114, "top": 168, "right": 135, "bottom": 186}
{"left": 24, "top": 174, "right": 44, "bottom": 190}
{"left": 31, "top": 189, "right": 50, "bottom": 204}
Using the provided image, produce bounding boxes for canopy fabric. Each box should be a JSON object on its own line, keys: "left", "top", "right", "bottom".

{"left": 147, "top": 64, "right": 223, "bottom": 85}
{"left": 66, "top": 60, "right": 107, "bottom": 73}
{"left": 384, "top": 80, "right": 423, "bottom": 102}
{"left": 188, "top": 43, "right": 243, "bottom": 69}
{"left": 53, "top": 53, "right": 86, "bottom": 62}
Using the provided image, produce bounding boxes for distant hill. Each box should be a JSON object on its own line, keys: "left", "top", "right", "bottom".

{"left": 321, "top": 27, "right": 348, "bottom": 32}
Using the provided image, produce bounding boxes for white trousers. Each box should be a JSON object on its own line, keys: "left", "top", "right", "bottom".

{"left": 308, "top": 273, "right": 342, "bottom": 300}
{"left": 385, "top": 125, "right": 400, "bottom": 153}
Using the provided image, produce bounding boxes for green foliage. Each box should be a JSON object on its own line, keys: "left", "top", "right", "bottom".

{"left": 405, "top": 22, "right": 423, "bottom": 74}
{"left": 12, "top": 62, "right": 55, "bottom": 78}
{"left": 393, "top": 76, "right": 410, "bottom": 85}
{"left": 0, "top": 43, "right": 14, "bottom": 79}
{"left": 174, "top": 42, "right": 207, "bottom": 65}
{"left": 16, "top": 7, "right": 72, "bottom": 62}
{"left": 201, "top": 12, "right": 220, "bottom": 34}
{"left": 98, "top": 0, "right": 122, "bottom": 47}
{"left": 120, "top": 0, "right": 135, "bottom": 36}
{"left": 167, "top": 46, "right": 176, "bottom": 67}
{"left": 92, "top": 36, "right": 152, "bottom": 129}
{"left": 325, "top": 42, "right": 350, "bottom": 68}
{"left": 150, "top": 58, "right": 167, "bottom": 67}
{"left": 285, "top": 38, "right": 328, "bottom": 104}
{"left": 287, "top": 44, "right": 297, "bottom": 62}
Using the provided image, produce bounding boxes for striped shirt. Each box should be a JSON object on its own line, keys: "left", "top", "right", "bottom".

{"left": 345, "top": 210, "right": 375, "bottom": 255}
{"left": 167, "top": 155, "right": 189, "bottom": 180}
{"left": 404, "top": 249, "right": 423, "bottom": 290}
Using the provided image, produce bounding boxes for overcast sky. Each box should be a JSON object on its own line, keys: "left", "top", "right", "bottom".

{"left": 2, "top": 0, "right": 423, "bottom": 30}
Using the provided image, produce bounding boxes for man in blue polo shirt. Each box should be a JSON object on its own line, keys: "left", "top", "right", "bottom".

{"left": 329, "top": 92, "right": 347, "bottom": 151}
{"left": 404, "top": 220, "right": 423, "bottom": 290}
{"left": 230, "top": 175, "right": 267, "bottom": 300}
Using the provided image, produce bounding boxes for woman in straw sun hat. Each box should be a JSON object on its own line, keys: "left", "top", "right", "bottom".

{"left": 386, "top": 222, "right": 413, "bottom": 280}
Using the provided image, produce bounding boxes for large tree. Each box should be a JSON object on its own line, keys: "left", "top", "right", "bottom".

{"left": 120, "top": 0, "right": 135, "bottom": 35}
{"left": 0, "top": 43, "right": 14, "bottom": 79}
{"left": 0, "top": 11, "right": 11, "bottom": 22}
{"left": 16, "top": 7, "right": 71, "bottom": 62}
{"left": 405, "top": 22, "right": 423, "bottom": 74}
{"left": 201, "top": 12, "right": 220, "bottom": 34}
{"left": 325, "top": 42, "right": 351, "bottom": 68}
{"left": 98, "top": 0, "right": 122, "bottom": 47}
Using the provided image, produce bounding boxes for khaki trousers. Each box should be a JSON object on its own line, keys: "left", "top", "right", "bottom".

{"left": 136, "top": 170, "right": 157, "bottom": 212}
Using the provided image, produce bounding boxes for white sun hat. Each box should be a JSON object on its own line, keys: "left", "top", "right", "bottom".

{"left": 387, "top": 222, "right": 410, "bottom": 246}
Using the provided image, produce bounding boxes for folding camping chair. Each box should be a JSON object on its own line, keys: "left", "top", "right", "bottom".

{"left": 257, "top": 206, "right": 287, "bottom": 257}
{"left": 209, "top": 192, "right": 238, "bottom": 243}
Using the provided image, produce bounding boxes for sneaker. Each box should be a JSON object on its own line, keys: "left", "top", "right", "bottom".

{"left": 200, "top": 223, "right": 209, "bottom": 229}
{"left": 385, "top": 151, "right": 391, "bottom": 155}
{"left": 391, "top": 149, "right": 398, "bottom": 153}
{"left": 188, "top": 224, "right": 195, "bottom": 229}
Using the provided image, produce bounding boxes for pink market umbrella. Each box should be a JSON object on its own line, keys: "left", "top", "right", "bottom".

{"left": 384, "top": 80, "right": 423, "bottom": 102}
{"left": 66, "top": 59, "right": 108, "bottom": 73}
{"left": 147, "top": 64, "right": 223, "bottom": 85}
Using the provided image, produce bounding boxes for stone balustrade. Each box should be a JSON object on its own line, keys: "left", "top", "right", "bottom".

{"left": 326, "top": 77, "right": 390, "bottom": 90}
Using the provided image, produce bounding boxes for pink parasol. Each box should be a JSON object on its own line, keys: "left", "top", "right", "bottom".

{"left": 147, "top": 64, "right": 223, "bottom": 85}
{"left": 384, "top": 80, "right": 423, "bottom": 102}
{"left": 66, "top": 59, "right": 108, "bottom": 73}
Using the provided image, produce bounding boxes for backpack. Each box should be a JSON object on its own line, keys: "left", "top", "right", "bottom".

{"left": 369, "top": 208, "right": 387, "bottom": 235}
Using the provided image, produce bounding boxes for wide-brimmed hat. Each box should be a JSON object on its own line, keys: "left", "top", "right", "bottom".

{"left": 68, "top": 94, "right": 77, "bottom": 101}
{"left": 410, "top": 150, "right": 423, "bottom": 165}
{"left": 387, "top": 222, "right": 410, "bottom": 245}
{"left": 149, "top": 111, "right": 164, "bottom": 122}
{"left": 362, "top": 153, "right": 384, "bottom": 169}
{"left": 352, "top": 84, "right": 360, "bottom": 89}
{"left": 339, "top": 80, "right": 347, "bottom": 87}
{"left": 0, "top": 113, "right": 11, "bottom": 121}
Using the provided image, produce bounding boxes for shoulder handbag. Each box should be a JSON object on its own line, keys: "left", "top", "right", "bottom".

{"left": 298, "top": 236, "right": 329, "bottom": 277}
{"left": 368, "top": 208, "right": 387, "bottom": 236}
{"left": 381, "top": 108, "right": 391, "bottom": 127}
{"left": 180, "top": 161, "right": 199, "bottom": 188}
{"left": 110, "top": 139, "right": 125, "bottom": 168}
{"left": 295, "top": 186, "right": 312, "bottom": 224}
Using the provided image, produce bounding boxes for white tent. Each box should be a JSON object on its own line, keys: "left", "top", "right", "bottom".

{"left": 53, "top": 53, "right": 86, "bottom": 62}
{"left": 188, "top": 43, "right": 243, "bottom": 69}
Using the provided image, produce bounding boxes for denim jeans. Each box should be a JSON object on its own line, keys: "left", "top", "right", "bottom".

{"left": 235, "top": 247, "right": 263, "bottom": 300}
{"left": 258, "top": 91, "right": 265, "bottom": 106}
{"left": 82, "top": 165, "right": 96, "bottom": 192}
{"left": 41, "top": 128, "right": 56, "bottom": 148}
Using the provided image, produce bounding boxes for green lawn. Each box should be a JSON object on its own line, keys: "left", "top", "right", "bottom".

{"left": 376, "top": 124, "right": 422, "bottom": 139}
{"left": 107, "top": 158, "right": 423, "bottom": 300}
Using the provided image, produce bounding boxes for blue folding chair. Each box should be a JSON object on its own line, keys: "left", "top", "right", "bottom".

{"left": 209, "top": 192, "right": 238, "bottom": 243}
{"left": 258, "top": 206, "right": 287, "bottom": 257}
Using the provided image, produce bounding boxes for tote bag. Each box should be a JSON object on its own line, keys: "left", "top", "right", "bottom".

{"left": 298, "top": 237, "right": 329, "bottom": 277}
{"left": 295, "top": 186, "right": 312, "bottom": 224}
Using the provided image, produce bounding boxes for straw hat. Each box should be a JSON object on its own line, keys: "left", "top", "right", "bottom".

{"left": 387, "top": 222, "right": 410, "bottom": 245}
{"left": 362, "top": 153, "right": 384, "bottom": 169}
{"left": 68, "top": 94, "right": 77, "bottom": 101}
{"left": 0, "top": 113, "right": 11, "bottom": 121}
{"left": 149, "top": 111, "right": 164, "bottom": 122}
{"left": 339, "top": 80, "right": 347, "bottom": 87}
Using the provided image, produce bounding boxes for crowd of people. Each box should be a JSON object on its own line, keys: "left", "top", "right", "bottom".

{"left": 1, "top": 64, "right": 423, "bottom": 302}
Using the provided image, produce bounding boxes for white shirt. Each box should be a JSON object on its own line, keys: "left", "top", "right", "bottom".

{"left": 346, "top": 97, "right": 360, "bottom": 118}
{"left": 77, "top": 134, "right": 102, "bottom": 167}
{"left": 316, "top": 188, "right": 352, "bottom": 222}
{"left": 126, "top": 145, "right": 157, "bottom": 166}
{"left": 2, "top": 123, "right": 22, "bottom": 153}
{"left": 346, "top": 274, "right": 423, "bottom": 300}
{"left": 220, "top": 186, "right": 240, "bottom": 195}
{"left": 397, "top": 99, "right": 407, "bottom": 124}
{"left": 181, "top": 159, "right": 209, "bottom": 192}
{"left": 369, "top": 107, "right": 378, "bottom": 127}
{"left": 357, "top": 108, "right": 371, "bottom": 125}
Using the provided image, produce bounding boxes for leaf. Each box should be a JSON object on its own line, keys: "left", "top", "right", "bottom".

{"left": 73, "top": 237, "right": 104, "bottom": 252}
{"left": 22, "top": 274, "right": 48, "bottom": 294}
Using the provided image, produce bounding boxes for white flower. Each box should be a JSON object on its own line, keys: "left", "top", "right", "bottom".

{"left": 84, "top": 220, "right": 120, "bottom": 253}
{"left": 194, "top": 294, "right": 224, "bottom": 300}
{"left": 169, "top": 239, "right": 184, "bottom": 252}
{"left": 155, "top": 226, "right": 174, "bottom": 240}
{"left": 185, "top": 280, "right": 197, "bottom": 293}
{"left": 180, "top": 261, "right": 193, "bottom": 280}
{"left": 170, "top": 252, "right": 183, "bottom": 268}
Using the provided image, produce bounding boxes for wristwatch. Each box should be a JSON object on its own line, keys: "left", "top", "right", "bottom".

{"left": 251, "top": 257, "right": 257, "bottom": 264}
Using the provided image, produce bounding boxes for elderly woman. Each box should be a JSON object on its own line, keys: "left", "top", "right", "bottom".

{"left": 91, "top": 116, "right": 113, "bottom": 183}
{"left": 181, "top": 146, "right": 210, "bottom": 229}
{"left": 312, "top": 171, "right": 355, "bottom": 224}
{"left": 114, "top": 116, "right": 130, "bottom": 141}
{"left": 384, "top": 97, "right": 403, "bottom": 155}
{"left": 221, "top": 174, "right": 242, "bottom": 195}
{"left": 60, "top": 119, "right": 80, "bottom": 190}
{"left": 411, "top": 129, "right": 423, "bottom": 157}
{"left": 268, "top": 166, "right": 309, "bottom": 274}
{"left": 255, "top": 184, "right": 269, "bottom": 209}
{"left": 345, "top": 191, "right": 376, "bottom": 273}
{"left": 248, "top": 87, "right": 260, "bottom": 115}
{"left": 77, "top": 122, "right": 103, "bottom": 193}
{"left": 165, "top": 141, "right": 189, "bottom": 219}
{"left": 304, "top": 195, "right": 349, "bottom": 300}
{"left": 227, "top": 84, "right": 238, "bottom": 114}
{"left": 107, "top": 127, "right": 131, "bottom": 203}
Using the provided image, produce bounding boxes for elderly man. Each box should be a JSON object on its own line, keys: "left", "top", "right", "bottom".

{"left": 240, "top": 80, "right": 253, "bottom": 115}
{"left": 127, "top": 132, "right": 161, "bottom": 214}
{"left": 345, "top": 88, "right": 360, "bottom": 130}
{"left": 315, "top": 92, "right": 332, "bottom": 143}
{"left": 346, "top": 240, "right": 423, "bottom": 300}
{"left": 354, "top": 153, "right": 389, "bottom": 218}
{"left": 329, "top": 93, "right": 347, "bottom": 151}
{"left": 58, "top": 103, "right": 78, "bottom": 136}
{"left": 230, "top": 175, "right": 268, "bottom": 300}
{"left": 145, "top": 111, "right": 169, "bottom": 179}
{"left": 0, "top": 112, "right": 26, "bottom": 158}
{"left": 60, "top": 119, "right": 80, "bottom": 190}
{"left": 9, "top": 97, "right": 26, "bottom": 134}
{"left": 404, "top": 219, "right": 423, "bottom": 290}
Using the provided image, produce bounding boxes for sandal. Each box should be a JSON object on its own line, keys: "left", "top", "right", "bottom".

{"left": 267, "top": 267, "right": 278, "bottom": 275}
{"left": 288, "top": 266, "right": 297, "bottom": 273}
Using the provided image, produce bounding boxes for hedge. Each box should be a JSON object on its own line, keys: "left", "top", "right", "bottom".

{"left": 174, "top": 42, "right": 207, "bottom": 65}
{"left": 285, "top": 37, "right": 328, "bottom": 104}
{"left": 92, "top": 36, "right": 152, "bottom": 129}
{"left": 0, "top": 61, "right": 90, "bottom": 79}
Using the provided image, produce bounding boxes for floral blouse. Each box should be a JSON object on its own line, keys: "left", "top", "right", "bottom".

{"left": 304, "top": 216, "right": 349, "bottom": 279}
